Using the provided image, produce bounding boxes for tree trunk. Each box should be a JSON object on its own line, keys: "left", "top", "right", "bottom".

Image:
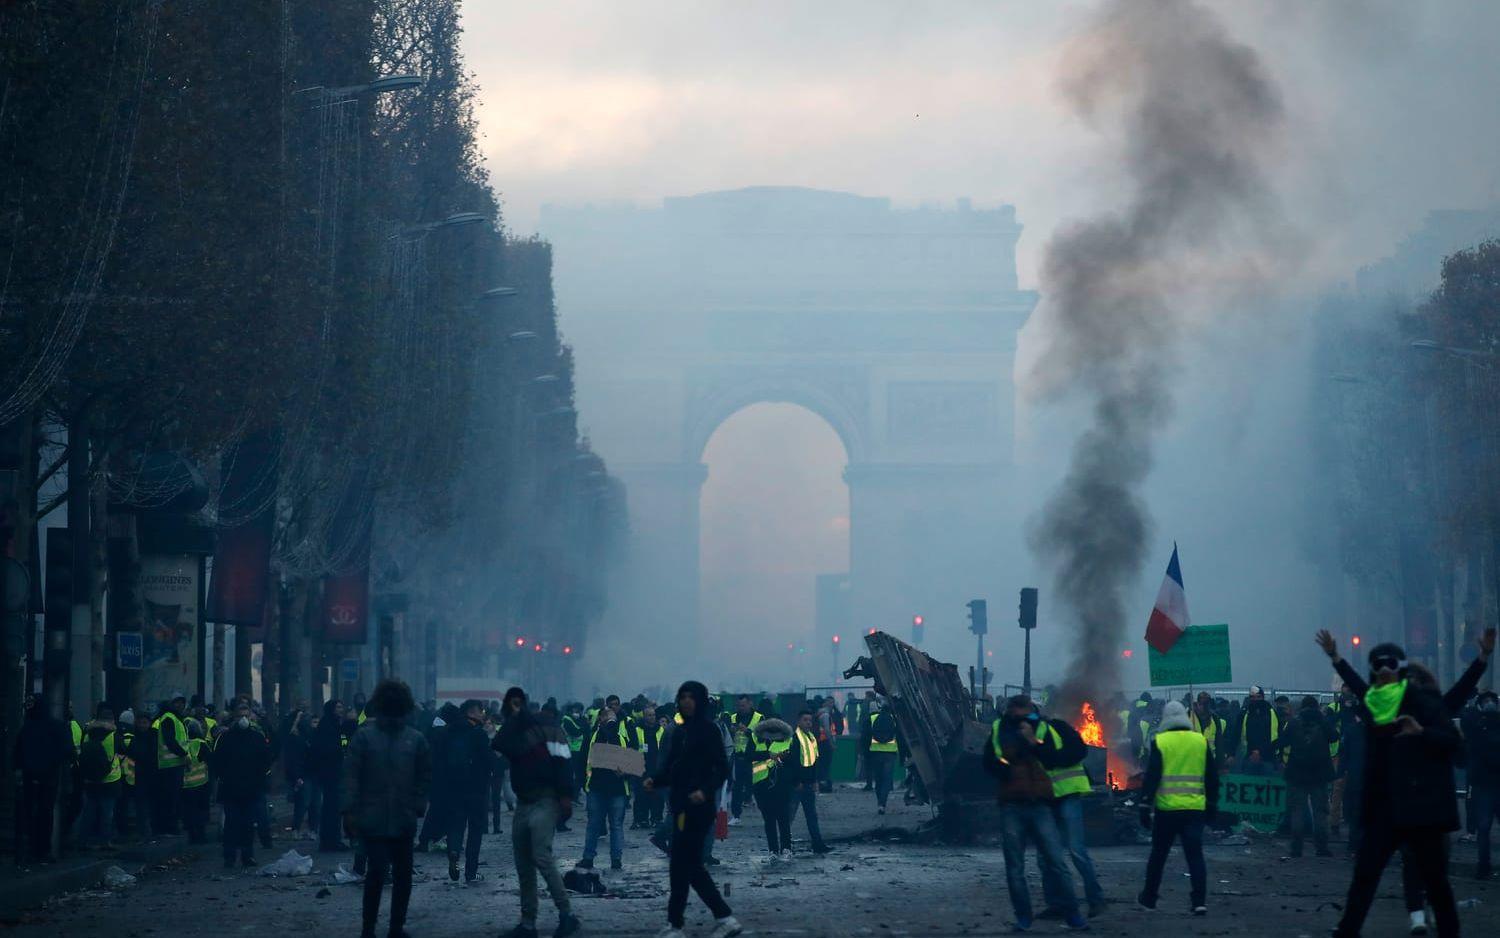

{"left": 89, "top": 466, "right": 108, "bottom": 708}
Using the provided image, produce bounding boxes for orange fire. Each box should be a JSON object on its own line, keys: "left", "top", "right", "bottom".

{"left": 1078, "top": 702, "right": 1104, "bottom": 747}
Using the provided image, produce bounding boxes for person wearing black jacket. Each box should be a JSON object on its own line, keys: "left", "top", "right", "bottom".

{"left": 1316, "top": 631, "right": 1464, "bottom": 938}
{"left": 213, "top": 700, "right": 273, "bottom": 869}
{"left": 1467, "top": 690, "right": 1500, "bottom": 880}
{"left": 309, "top": 699, "right": 351, "bottom": 851}
{"left": 15, "top": 694, "right": 73, "bottom": 862}
{"left": 783, "top": 709, "right": 832, "bottom": 855}
{"left": 418, "top": 702, "right": 459, "bottom": 852}
{"left": 438, "top": 698, "right": 492, "bottom": 884}
{"left": 643, "top": 681, "right": 741, "bottom": 938}
{"left": 1138, "top": 701, "right": 1219, "bottom": 914}
{"left": 283, "top": 711, "right": 314, "bottom": 834}
{"left": 1274, "top": 695, "right": 1339, "bottom": 857}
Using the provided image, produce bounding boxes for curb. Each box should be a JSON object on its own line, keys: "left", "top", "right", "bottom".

{"left": 0, "top": 838, "right": 195, "bottom": 921}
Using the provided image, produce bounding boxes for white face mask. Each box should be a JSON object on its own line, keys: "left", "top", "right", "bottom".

{"left": 236, "top": 717, "right": 250, "bottom": 729}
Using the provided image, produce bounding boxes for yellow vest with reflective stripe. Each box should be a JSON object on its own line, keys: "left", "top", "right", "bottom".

{"left": 70, "top": 721, "right": 83, "bottom": 751}
{"left": 868, "top": 712, "right": 898, "bottom": 753}
{"left": 1154, "top": 729, "right": 1208, "bottom": 812}
{"left": 794, "top": 728, "right": 819, "bottom": 767}
{"left": 101, "top": 731, "right": 122, "bottom": 784}
{"left": 155, "top": 713, "right": 187, "bottom": 768}
{"left": 182, "top": 738, "right": 209, "bottom": 789}
{"left": 1041, "top": 722, "right": 1091, "bottom": 798}
{"left": 732, "top": 711, "right": 763, "bottom": 754}
{"left": 1190, "top": 710, "right": 1224, "bottom": 748}
{"left": 584, "top": 719, "right": 633, "bottom": 791}
{"left": 752, "top": 739, "right": 792, "bottom": 784}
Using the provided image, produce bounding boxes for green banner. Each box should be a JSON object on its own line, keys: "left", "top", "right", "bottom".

{"left": 1148, "top": 623, "right": 1232, "bottom": 686}
{"left": 1219, "top": 772, "right": 1287, "bottom": 832}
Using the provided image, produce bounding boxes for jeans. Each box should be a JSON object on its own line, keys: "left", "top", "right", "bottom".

{"left": 1474, "top": 782, "right": 1497, "bottom": 873}
{"left": 514, "top": 797, "right": 571, "bottom": 927}
{"left": 223, "top": 796, "right": 256, "bottom": 864}
{"left": 754, "top": 782, "right": 791, "bottom": 852}
{"left": 1043, "top": 795, "right": 1104, "bottom": 908}
{"left": 667, "top": 803, "right": 732, "bottom": 929}
{"left": 583, "top": 790, "right": 627, "bottom": 863}
{"left": 81, "top": 784, "right": 119, "bottom": 846}
{"left": 447, "top": 796, "right": 486, "bottom": 879}
{"left": 1336, "top": 822, "right": 1457, "bottom": 938}
{"left": 1285, "top": 782, "right": 1329, "bottom": 854}
{"left": 786, "top": 784, "right": 827, "bottom": 850}
{"left": 999, "top": 801, "right": 1078, "bottom": 922}
{"left": 868, "top": 751, "right": 896, "bottom": 809}
{"left": 1142, "top": 809, "right": 1206, "bottom": 909}
{"left": 362, "top": 836, "right": 414, "bottom": 936}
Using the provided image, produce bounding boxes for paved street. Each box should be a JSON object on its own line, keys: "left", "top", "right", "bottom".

{"left": 12, "top": 787, "right": 1500, "bottom": 937}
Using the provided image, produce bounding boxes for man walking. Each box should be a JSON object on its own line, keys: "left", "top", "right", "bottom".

{"left": 342, "top": 680, "right": 430, "bottom": 938}
{"left": 437, "top": 698, "right": 492, "bottom": 885}
{"left": 213, "top": 700, "right": 272, "bottom": 869}
{"left": 727, "top": 695, "right": 762, "bottom": 826}
{"left": 1137, "top": 701, "right": 1217, "bottom": 914}
{"left": 985, "top": 694, "right": 1086, "bottom": 932}
{"left": 17, "top": 695, "right": 72, "bottom": 861}
{"left": 783, "top": 710, "right": 832, "bottom": 855}
{"left": 1276, "top": 695, "right": 1338, "bottom": 858}
{"left": 862, "top": 701, "right": 899, "bottom": 815}
{"left": 494, "top": 686, "right": 581, "bottom": 938}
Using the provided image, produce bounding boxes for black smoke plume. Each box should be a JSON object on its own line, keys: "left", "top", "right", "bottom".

{"left": 1030, "top": 0, "right": 1287, "bottom": 712}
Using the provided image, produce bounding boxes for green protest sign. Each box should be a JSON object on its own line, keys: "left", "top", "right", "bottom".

{"left": 1148, "top": 623, "right": 1232, "bottom": 686}
{"left": 1219, "top": 772, "right": 1287, "bottom": 832}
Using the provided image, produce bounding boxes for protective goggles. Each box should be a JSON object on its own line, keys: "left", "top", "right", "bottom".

{"left": 1370, "top": 655, "right": 1405, "bottom": 674}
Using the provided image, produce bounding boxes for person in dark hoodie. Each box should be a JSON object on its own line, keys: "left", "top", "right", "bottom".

{"left": 342, "top": 679, "right": 430, "bottom": 938}
{"left": 1233, "top": 685, "right": 1282, "bottom": 775}
{"left": 438, "top": 698, "right": 492, "bottom": 884}
{"left": 1467, "top": 689, "right": 1500, "bottom": 880}
{"left": 494, "top": 687, "right": 581, "bottom": 938}
{"left": 310, "top": 699, "right": 351, "bottom": 851}
{"left": 642, "top": 681, "right": 741, "bottom": 938}
{"left": 418, "top": 702, "right": 459, "bottom": 852}
{"left": 984, "top": 694, "right": 1085, "bottom": 932}
{"left": 15, "top": 693, "right": 72, "bottom": 862}
{"left": 1316, "top": 630, "right": 1464, "bottom": 938}
{"left": 1274, "top": 695, "right": 1339, "bottom": 858}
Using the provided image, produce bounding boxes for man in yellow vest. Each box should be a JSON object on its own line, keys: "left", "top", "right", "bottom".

{"left": 78, "top": 705, "right": 122, "bottom": 848}
{"left": 1235, "top": 685, "right": 1281, "bottom": 776}
{"left": 152, "top": 693, "right": 190, "bottom": 835}
{"left": 180, "top": 719, "right": 211, "bottom": 844}
{"left": 1036, "top": 713, "right": 1106, "bottom": 919}
{"left": 863, "top": 702, "right": 899, "bottom": 814}
{"left": 748, "top": 716, "right": 795, "bottom": 857}
{"left": 783, "top": 710, "right": 831, "bottom": 854}
{"left": 727, "top": 695, "right": 763, "bottom": 826}
{"left": 578, "top": 696, "right": 638, "bottom": 871}
{"left": 1138, "top": 700, "right": 1216, "bottom": 914}
{"left": 561, "top": 703, "right": 588, "bottom": 797}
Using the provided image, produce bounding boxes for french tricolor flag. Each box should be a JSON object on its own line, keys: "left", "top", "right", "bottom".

{"left": 1144, "top": 544, "right": 1189, "bottom": 654}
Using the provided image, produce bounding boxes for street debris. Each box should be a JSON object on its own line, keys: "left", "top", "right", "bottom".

{"left": 102, "top": 866, "right": 137, "bottom": 888}
{"left": 258, "top": 850, "right": 314, "bottom": 878}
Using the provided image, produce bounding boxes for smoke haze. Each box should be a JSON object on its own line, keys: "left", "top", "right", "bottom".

{"left": 1029, "top": 0, "right": 1290, "bottom": 709}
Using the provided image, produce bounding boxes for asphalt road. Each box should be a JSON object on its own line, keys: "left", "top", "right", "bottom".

{"left": 11, "top": 786, "right": 1499, "bottom": 937}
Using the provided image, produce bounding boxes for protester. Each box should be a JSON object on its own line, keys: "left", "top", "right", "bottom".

{"left": 180, "top": 718, "right": 211, "bottom": 844}
{"left": 342, "top": 679, "right": 430, "bottom": 938}
{"left": 437, "top": 698, "right": 492, "bottom": 884}
{"left": 1468, "top": 690, "right": 1500, "bottom": 880}
{"left": 578, "top": 694, "right": 638, "bottom": 871}
{"left": 1038, "top": 710, "right": 1107, "bottom": 919}
{"left": 984, "top": 694, "right": 1086, "bottom": 932}
{"left": 1234, "top": 685, "right": 1281, "bottom": 775}
{"left": 862, "top": 700, "right": 899, "bottom": 815}
{"left": 283, "top": 710, "right": 315, "bottom": 836}
{"left": 783, "top": 709, "right": 832, "bottom": 855}
{"left": 1316, "top": 630, "right": 1463, "bottom": 938}
{"left": 494, "top": 686, "right": 581, "bottom": 938}
{"left": 213, "top": 700, "right": 272, "bottom": 869}
{"left": 150, "top": 694, "right": 189, "bottom": 834}
{"left": 16, "top": 694, "right": 72, "bottom": 862}
{"left": 749, "top": 717, "right": 795, "bottom": 857}
{"left": 76, "top": 705, "right": 120, "bottom": 849}
{"left": 1137, "top": 700, "right": 1217, "bottom": 915}
{"left": 1275, "top": 695, "right": 1338, "bottom": 858}
{"left": 643, "top": 680, "right": 741, "bottom": 938}
{"left": 310, "top": 699, "right": 350, "bottom": 851}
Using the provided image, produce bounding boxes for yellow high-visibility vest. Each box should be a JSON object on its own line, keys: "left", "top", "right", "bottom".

{"left": 752, "top": 739, "right": 792, "bottom": 784}
{"left": 70, "top": 721, "right": 83, "bottom": 752}
{"left": 584, "top": 720, "right": 634, "bottom": 791}
{"left": 99, "top": 731, "right": 123, "bottom": 784}
{"left": 732, "top": 712, "right": 763, "bottom": 754}
{"left": 794, "top": 728, "right": 819, "bottom": 767}
{"left": 1154, "top": 730, "right": 1208, "bottom": 812}
{"left": 1190, "top": 711, "right": 1224, "bottom": 749}
{"left": 182, "top": 738, "right": 209, "bottom": 789}
{"left": 119, "top": 730, "right": 136, "bottom": 786}
{"left": 1040, "top": 722, "right": 1091, "bottom": 798}
{"left": 154, "top": 712, "right": 187, "bottom": 768}
{"left": 867, "top": 712, "right": 898, "bottom": 753}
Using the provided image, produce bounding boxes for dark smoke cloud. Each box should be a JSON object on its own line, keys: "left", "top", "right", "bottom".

{"left": 1029, "top": 0, "right": 1287, "bottom": 711}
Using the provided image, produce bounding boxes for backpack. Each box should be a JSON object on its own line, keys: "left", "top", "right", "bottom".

{"left": 1285, "top": 714, "right": 1332, "bottom": 779}
{"left": 871, "top": 711, "right": 897, "bottom": 745}
{"left": 79, "top": 738, "right": 111, "bottom": 784}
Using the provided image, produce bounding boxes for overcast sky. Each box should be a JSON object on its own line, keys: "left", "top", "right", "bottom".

{"left": 463, "top": 0, "right": 1500, "bottom": 289}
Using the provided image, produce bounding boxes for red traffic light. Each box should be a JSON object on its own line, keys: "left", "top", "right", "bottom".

{"left": 514, "top": 637, "right": 525, "bottom": 647}
{"left": 562, "top": 645, "right": 573, "bottom": 655}
{"left": 832, "top": 634, "right": 840, "bottom": 644}
{"left": 533, "top": 643, "right": 543, "bottom": 652}
{"left": 913, "top": 615, "right": 924, "bottom": 627}
{"left": 786, "top": 642, "right": 794, "bottom": 650}
{"left": 867, "top": 627, "right": 877, "bottom": 635}
{"left": 1351, "top": 635, "right": 1361, "bottom": 647}
{"left": 1122, "top": 649, "right": 1134, "bottom": 659}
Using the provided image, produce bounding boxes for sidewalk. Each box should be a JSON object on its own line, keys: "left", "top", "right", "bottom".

{"left": 0, "top": 837, "right": 195, "bottom": 922}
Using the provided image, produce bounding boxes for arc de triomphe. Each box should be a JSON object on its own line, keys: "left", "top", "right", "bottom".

{"left": 541, "top": 187, "right": 1037, "bottom": 674}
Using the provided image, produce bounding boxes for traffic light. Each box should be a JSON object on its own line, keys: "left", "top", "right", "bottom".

{"left": 1351, "top": 634, "right": 1361, "bottom": 648}
{"left": 832, "top": 634, "right": 841, "bottom": 647}
{"left": 912, "top": 614, "right": 925, "bottom": 645}
{"left": 514, "top": 637, "right": 526, "bottom": 648}
{"left": 562, "top": 644, "right": 574, "bottom": 656}
{"left": 1019, "top": 588, "right": 1038, "bottom": 630}
{"left": 966, "top": 599, "right": 987, "bottom": 635}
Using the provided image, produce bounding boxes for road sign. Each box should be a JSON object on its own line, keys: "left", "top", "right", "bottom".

{"left": 340, "top": 657, "right": 360, "bottom": 684}
{"left": 1148, "top": 623, "right": 1231, "bottom": 686}
{"left": 117, "top": 632, "right": 144, "bottom": 670}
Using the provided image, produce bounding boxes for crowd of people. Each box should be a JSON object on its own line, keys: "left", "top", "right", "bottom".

{"left": 984, "top": 628, "right": 1498, "bottom": 936}
{"left": 14, "top": 628, "right": 1500, "bottom": 938}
